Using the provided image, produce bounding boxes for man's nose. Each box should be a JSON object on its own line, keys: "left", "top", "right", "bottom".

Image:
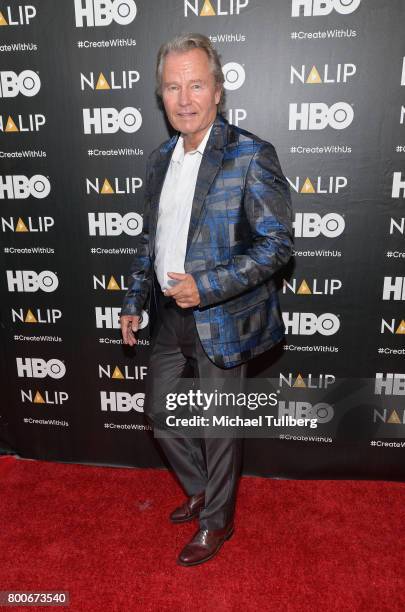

{"left": 178, "top": 87, "right": 191, "bottom": 106}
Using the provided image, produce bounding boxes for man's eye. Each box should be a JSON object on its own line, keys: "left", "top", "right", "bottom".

{"left": 192, "top": 84, "right": 201, "bottom": 90}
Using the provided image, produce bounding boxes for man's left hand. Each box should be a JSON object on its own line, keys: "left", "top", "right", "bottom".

{"left": 165, "top": 272, "right": 201, "bottom": 308}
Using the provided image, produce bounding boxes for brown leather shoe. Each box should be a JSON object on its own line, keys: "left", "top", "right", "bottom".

{"left": 177, "top": 523, "right": 234, "bottom": 566}
{"left": 169, "top": 491, "right": 205, "bottom": 524}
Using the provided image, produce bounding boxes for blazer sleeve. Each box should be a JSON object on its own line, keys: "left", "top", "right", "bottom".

{"left": 191, "top": 142, "right": 293, "bottom": 308}
{"left": 120, "top": 156, "right": 153, "bottom": 317}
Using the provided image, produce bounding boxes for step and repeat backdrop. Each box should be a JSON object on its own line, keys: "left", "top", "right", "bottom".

{"left": 1, "top": 0, "right": 405, "bottom": 479}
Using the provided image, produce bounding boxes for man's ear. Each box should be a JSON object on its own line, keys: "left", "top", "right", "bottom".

{"left": 215, "top": 86, "right": 222, "bottom": 106}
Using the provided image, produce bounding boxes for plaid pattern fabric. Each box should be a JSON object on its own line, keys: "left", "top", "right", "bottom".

{"left": 121, "top": 113, "right": 293, "bottom": 368}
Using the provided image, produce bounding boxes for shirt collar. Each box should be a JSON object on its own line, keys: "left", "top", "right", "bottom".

{"left": 171, "top": 122, "right": 214, "bottom": 164}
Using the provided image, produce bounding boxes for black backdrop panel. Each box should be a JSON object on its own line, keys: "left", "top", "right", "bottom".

{"left": 1, "top": 0, "right": 405, "bottom": 479}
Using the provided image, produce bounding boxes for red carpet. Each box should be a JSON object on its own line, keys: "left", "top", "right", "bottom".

{"left": 0, "top": 456, "right": 404, "bottom": 612}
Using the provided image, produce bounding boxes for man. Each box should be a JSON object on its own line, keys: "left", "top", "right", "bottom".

{"left": 120, "top": 33, "right": 292, "bottom": 566}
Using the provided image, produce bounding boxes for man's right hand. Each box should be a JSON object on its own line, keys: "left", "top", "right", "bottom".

{"left": 120, "top": 315, "right": 140, "bottom": 346}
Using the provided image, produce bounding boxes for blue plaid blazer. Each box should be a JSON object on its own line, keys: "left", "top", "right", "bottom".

{"left": 121, "top": 113, "right": 293, "bottom": 368}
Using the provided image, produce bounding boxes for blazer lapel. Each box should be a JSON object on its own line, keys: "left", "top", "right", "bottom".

{"left": 186, "top": 114, "right": 228, "bottom": 253}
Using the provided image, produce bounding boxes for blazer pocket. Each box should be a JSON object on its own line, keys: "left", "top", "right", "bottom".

{"left": 223, "top": 283, "right": 270, "bottom": 314}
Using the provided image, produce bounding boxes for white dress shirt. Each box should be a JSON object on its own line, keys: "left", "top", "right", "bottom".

{"left": 154, "top": 123, "right": 213, "bottom": 291}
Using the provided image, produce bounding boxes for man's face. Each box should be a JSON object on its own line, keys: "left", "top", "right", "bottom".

{"left": 161, "top": 48, "right": 221, "bottom": 145}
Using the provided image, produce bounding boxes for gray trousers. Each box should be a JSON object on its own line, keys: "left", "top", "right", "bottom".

{"left": 144, "top": 290, "right": 246, "bottom": 530}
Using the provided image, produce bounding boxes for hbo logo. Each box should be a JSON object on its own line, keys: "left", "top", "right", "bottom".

{"left": 222, "top": 62, "right": 246, "bottom": 91}
{"left": 293, "top": 213, "right": 345, "bottom": 238}
{"left": 74, "top": 0, "right": 137, "bottom": 27}
{"left": 83, "top": 107, "right": 142, "bottom": 134}
{"left": 291, "top": 0, "right": 361, "bottom": 17}
{"left": 279, "top": 400, "right": 334, "bottom": 423}
{"left": 0, "top": 175, "right": 51, "bottom": 199}
{"left": 289, "top": 102, "right": 353, "bottom": 130}
{"left": 100, "top": 392, "right": 144, "bottom": 412}
{"left": 0, "top": 70, "right": 41, "bottom": 98}
{"left": 88, "top": 212, "right": 143, "bottom": 236}
{"left": 16, "top": 358, "right": 66, "bottom": 379}
{"left": 95, "top": 307, "right": 149, "bottom": 329}
{"left": 283, "top": 312, "right": 340, "bottom": 335}
{"left": 6, "top": 270, "right": 59, "bottom": 293}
